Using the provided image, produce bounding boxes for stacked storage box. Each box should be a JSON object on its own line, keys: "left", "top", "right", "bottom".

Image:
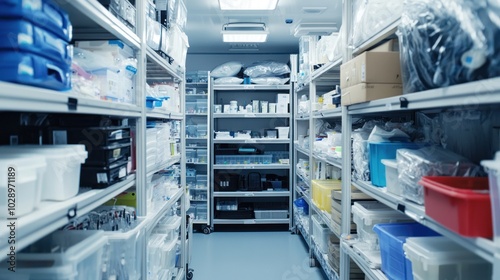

{"left": 330, "top": 188, "right": 373, "bottom": 236}
{"left": 0, "top": 0, "right": 72, "bottom": 90}
{"left": 328, "top": 236, "right": 365, "bottom": 279}
{"left": 311, "top": 179, "right": 342, "bottom": 213}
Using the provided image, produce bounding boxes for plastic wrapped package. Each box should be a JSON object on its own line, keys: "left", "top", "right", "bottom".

{"left": 398, "top": 0, "right": 500, "bottom": 94}
{"left": 351, "top": 0, "right": 403, "bottom": 47}
{"left": 298, "top": 36, "right": 312, "bottom": 85}
{"left": 397, "top": 146, "right": 482, "bottom": 204}
{"left": 214, "top": 77, "right": 243, "bottom": 84}
{"left": 332, "top": 27, "right": 344, "bottom": 62}
{"left": 352, "top": 120, "right": 385, "bottom": 181}
{"left": 251, "top": 77, "right": 289, "bottom": 85}
{"left": 243, "top": 61, "right": 291, "bottom": 78}
{"left": 147, "top": 17, "right": 161, "bottom": 51}
{"left": 316, "top": 33, "right": 339, "bottom": 65}
{"left": 211, "top": 61, "right": 242, "bottom": 78}
{"left": 172, "top": 0, "right": 187, "bottom": 31}
{"left": 167, "top": 24, "right": 189, "bottom": 67}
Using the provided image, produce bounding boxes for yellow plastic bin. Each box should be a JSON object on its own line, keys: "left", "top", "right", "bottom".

{"left": 312, "top": 179, "right": 342, "bottom": 212}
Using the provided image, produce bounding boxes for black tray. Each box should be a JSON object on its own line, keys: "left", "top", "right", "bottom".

{"left": 80, "top": 160, "right": 129, "bottom": 189}
{"left": 48, "top": 126, "right": 131, "bottom": 147}
{"left": 85, "top": 141, "right": 131, "bottom": 166}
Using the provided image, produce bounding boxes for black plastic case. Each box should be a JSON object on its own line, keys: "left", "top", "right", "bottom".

{"left": 80, "top": 160, "right": 129, "bottom": 188}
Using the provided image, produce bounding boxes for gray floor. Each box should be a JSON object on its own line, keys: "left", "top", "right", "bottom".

{"left": 190, "top": 229, "right": 327, "bottom": 280}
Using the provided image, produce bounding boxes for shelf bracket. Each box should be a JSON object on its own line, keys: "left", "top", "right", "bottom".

{"left": 397, "top": 203, "right": 405, "bottom": 213}
{"left": 67, "top": 97, "right": 78, "bottom": 111}
{"left": 399, "top": 97, "right": 409, "bottom": 108}
{"left": 67, "top": 207, "right": 77, "bottom": 219}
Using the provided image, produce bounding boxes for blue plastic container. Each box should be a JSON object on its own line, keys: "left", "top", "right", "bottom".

{"left": 369, "top": 142, "right": 423, "bottom": 187}
{"left": 146, "top": 97, "right": 162, "bottom": 108}
{"left": 0, "top": 51, "right": 71, "bottom": 91}
{"left": 0, "top": 19, "right": 71, "bottom": 65}
{"left": 373, "top": 222, "right": 440, "bottom": 280}
{"left": 0, "top": 0, "right": 72, "bottom": 42}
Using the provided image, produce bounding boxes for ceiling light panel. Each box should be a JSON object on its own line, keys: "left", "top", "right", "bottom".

{"left": 222, "top": 33, "right": 268, "bottom": 43}
{"left": 219, "top": 0, "right": 279, "bottom": 10}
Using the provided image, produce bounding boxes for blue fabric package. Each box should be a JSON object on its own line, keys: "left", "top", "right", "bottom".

{"left": 398, "top": 0, "right": 500, "bottom": 94}
{"left": 0, "top": 19, "right": 72, "bottom": 66}
{"left": 0, "top": 51, "right": 71, "bottom": 91}
{"left": 0, "top": 0, "right": 72, "bottom": 42}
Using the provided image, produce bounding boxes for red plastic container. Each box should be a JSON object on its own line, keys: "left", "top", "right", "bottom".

{"left": 420, "top": 176, "right": 492, "bottom": 238}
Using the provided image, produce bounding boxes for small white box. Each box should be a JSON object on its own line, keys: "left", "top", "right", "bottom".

{"left": 277, "top": 94, "right": 290, "bottom": 104}
{"left": 382, "top": 159, "right": 399, "bottom": 196}
{"left": 277, "top": 103, "right": 288, "bottom": 113}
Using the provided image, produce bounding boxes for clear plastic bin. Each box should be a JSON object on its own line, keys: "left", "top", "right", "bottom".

{"left": 153, "top": 215, "right": 182, "bottom": 243}
{"left": 352, "top": 201, "right": 412, "bottom": 249}
{"left": 382, "top": 159, "right": 400, "bottom": 196}
{"left": 312, "top": 214, "right": 337, "bottom": 254}
{"left": 481, "top": 152, "right": 500, "bottom": 243}
{"left": 404, "top": 236, "right": 492, "bottom": 280}
{"left": 0, "top": 231, "right": 106, "bottom": 280}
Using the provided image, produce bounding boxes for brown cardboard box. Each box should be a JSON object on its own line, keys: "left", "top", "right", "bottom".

{"left": 341, "top": 83, "right": 402, "bottom": 106}
{"left": 371, "top": 38, "right": 400, "bottom": 52}
{"left": 340, "top": 52, "right": 401, "bottom": 88}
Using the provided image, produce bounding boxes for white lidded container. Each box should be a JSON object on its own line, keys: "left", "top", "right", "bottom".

{"left": 0, "top": 145, "right": 87, "bottom": 201}
{"left": 381, "top": 159, "right": 400, "bottom": 196}
{"left": 0, "top": 230, "right": 107, "bottom": 280}
{"left": 276, "top": 126, "right": 290, "bottom": 139}
{"left": 403, "top": 236, "right": 492, "bottom": 280}
{"left": 481, "top": 151, "right": 500, "bottom": 244}
{"left": 0, "top": 154, "right": 46, "bottom": 218}
{"left": 352, "top": 201, "right": 412, "bottom": 249}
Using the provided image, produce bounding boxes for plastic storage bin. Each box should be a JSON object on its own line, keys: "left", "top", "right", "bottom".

{"left": 103, "top": 217, "right": 149, "bottom": 280}
{"left": 419, "top": 176, "right": 492, "bottom": 238}
{"left": 352, "top": 201, "right": 412, "bottom": 248}
{"left": 0, "top": 145, "right": 87, "bottom": 201}
{"left": 312, "top": 214, "right": 336, "bottom": 254}
{"left": 373, "top": 223, "right": 439, "bottom": 280}
{"left": 0, "top": 231, "right": 107, "bottom": 280}
{"left": 404, "top": 236, "right": 492, "bottom": 280}
{"left": 154, "top": 215, "right": 182, "bottom": 243}
{"left": 369, "top": 142, "right": 423, "bottom": 187}
{"left": 311, "top": 180, "right": 342, "bottom": 212}
{"left": 80, "top": 159, "right": 129, "bottom": 188}
{"left": 481, "top": 153, "right": 500, "bottom": 243}
{"left": 381, "top": 159, "right": 400, "bottom": 196}
{"left": 0, "top": 154, "right": 46, "bottom": 218}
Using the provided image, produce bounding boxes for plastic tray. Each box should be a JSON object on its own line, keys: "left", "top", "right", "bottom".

{"left": 0, "top": 51, "right": 71, "bottom": 91}
{"left": 80, "top": 159, "right": 129, "bottom": 188}
{"left": 84, "top": 141, "right": 131, "bottom": 166}
{"left": 311, "top": 179, "right": 342, "bottom": 212}
{"left": 0, "top": 19, "right": 71, "bottom": 65}
{"left": 420, "top": 176, "right": 492, "bottom": 238}
{"left": 373, "top": 223, "right": 439, "bottom": 280}
{"left": 369, "top": 142, "right": 423, "bottom": 187}
{"left": 50, "top": 126, "right": 131, "bottom": 146}
{"left": 0, "top": 0, "right": 72, "bottom": 42}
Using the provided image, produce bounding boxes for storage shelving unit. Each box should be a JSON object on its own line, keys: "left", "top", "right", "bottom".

{"left": 185, "top": 75, "right": 212, "bottom": 234}
{"left": 0, "top": 1, "right": 188, "bottom": 279}
{"left": 209, "top": 58, "right": 296, "bottom": 228}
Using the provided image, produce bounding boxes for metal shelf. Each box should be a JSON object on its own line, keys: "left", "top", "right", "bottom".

{"left": 146, "top": 48, "right": 183, "bottom": 80}
{"left": 296, "top": 169, "right": 311, "bottom": 188}
{"left": 56, "top": 0, "right": 140, "bottom": 49}
{"left": 213, "top": 218, "right": 290, "bottom": 225}
{"left": 295, "top": 214, "right": 311, "bottom": 247}
{"left": 213, "top": 113, "right": 290, "bottom": 118}
{"left": 213, "top": 139, "right": 290, "bottom": 144}
{"left": 295, "top": 113, "right": 311, "bottom": 120}
{"left": 311, "top": 58, "right": 343, "bottom": 81}
{"left": 147, "top": 155, "right": 181, "bottom": 177}
{"left": 312, "top": 153, "right": 342, "bottom": 169}
{"left": 0, "top": 175, "right": 136, "bottom": 258}
{"left": 147, "top": 109, "right": 183, "bottom": 120}
{"left": 352, "top": 18, "right": 401, "bottom": 55}
{"left": 311, "top": 238, "right": 340, "bottom": 280}
{"left": 186, "top": 137, "right": 209, "bottom": 140}
{"left": 353, "top": 180, "right": 497, "bottom": 264}
{"left": 342, "top": 240, "right": 388, "bottom": 280}
{"left": 186, "top": 161, "right": 209, "bottom": 165}
{"left": 296, "top": 146, "right": 310, "bottom": 156}
{"left": 313, "top": 108, "right": 342, "bottom": 119}
{"left": 295, "top": 83, "right": 310, "bottom": 93}
{"left": 0, "top": 82, "right": 142, "bottom": 116}
{"left": 214, "top": 164, "right": 290, "bottom": 170}
{"left": 185, "top": 113, "right": 208, "bottom": 116}
{"left": 193, "top": 220, "right": 208, "bottom": 224}
{"left": 146, "top": 188, "right": 184, "bottom": 234}
{"left": 294, "top": 186, "right": 310, "bottom": 203}
{"left": 310, "top": 201, "right": 340, "bottom": 239}
{"left": 213, "top": 191, "right": 290, "bottom": 198}
{"left": 190, "top": 199, "right": 207, "bottom": 202}
{"left": 348, "top": 77, "right": 500, "bottom": 115}
{"left": 213, "top": 84, "right": 290, "bottom": 91}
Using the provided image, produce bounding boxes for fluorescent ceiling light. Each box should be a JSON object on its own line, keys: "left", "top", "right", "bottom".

{"left": 222, "top": 23, "right": 269, "bottom": 43}
{"left": 219, "top": 0, "right": 279, "bottom": 10}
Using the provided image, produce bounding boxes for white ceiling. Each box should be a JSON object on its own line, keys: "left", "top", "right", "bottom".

{"left": 184, "top": 0, "right": 342, "bottom": 54}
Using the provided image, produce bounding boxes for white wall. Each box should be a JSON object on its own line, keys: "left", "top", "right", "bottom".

{"left": 186, "top": 54, "right": 293, "bottom": 72}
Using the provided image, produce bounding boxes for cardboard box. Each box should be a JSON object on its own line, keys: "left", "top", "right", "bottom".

{"left": 341, "top": 83, "right": 402, "bottom": 106}
{"left": 340, "top": 52, "right": 401, "bottom": 88}
{"left": 371, "top": 38, "right": 400, "bottom": 52}
{"left": 276, "top": 103, "right": 288, "bottom": 113}
{"left": 276, "top": 94, "right": 290, "bottom": 104}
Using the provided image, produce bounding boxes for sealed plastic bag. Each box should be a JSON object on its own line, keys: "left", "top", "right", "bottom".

{"left": 251, "top": 77, "right": 289, "bottom": 85}
{"left": 243, "top": 61, "right": 291, "bottom": 78}
{"left": 211, "top": 61, "right": 242, "bottom": 78}
{"left": 397, "top": 146, "right": 482, "bottom": 204}
{"left": 213, "top": 77, "right": 243, "bottom": 84}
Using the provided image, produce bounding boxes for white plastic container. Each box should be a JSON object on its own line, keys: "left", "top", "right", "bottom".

{"left": 0, "top": 145, "right": 87, "bottom": 201}
{"left": 0, "top": 155, "right": 46, "bottom": 217}
{"left": 0, "top": 231, "right": 107, "bottom": 280}
{"left": 404, "top": 236, "right": 492, "bottom": 280}
{"left": 381, "top": 159, "right": 400, "bottom": 196}
{"left": 153, "top": 215, "right": 182, "bottom": 243}
{"left": 312, "top": 214, "right": 334, "bottom": 253}
{"left": 481, "top": 152, "right": 500, "bottom": 243}
{"left": 102, "top": 217, "right": 149, "bottom": 280}
{"left": 352, "top": 201, "right": 412, "bottom": 249}
{"left": 276, "top": 126, "right": 290, "bottom": 139}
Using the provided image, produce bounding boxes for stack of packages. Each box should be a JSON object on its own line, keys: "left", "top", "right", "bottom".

{"left": 0, "top": 0, "right": 72, "bottom": 90}
{"left": 330, "top": 188, "right": 372, "bottom": 236}
{"left": 327, "top": 235, "right": 365, "bottom": 279}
